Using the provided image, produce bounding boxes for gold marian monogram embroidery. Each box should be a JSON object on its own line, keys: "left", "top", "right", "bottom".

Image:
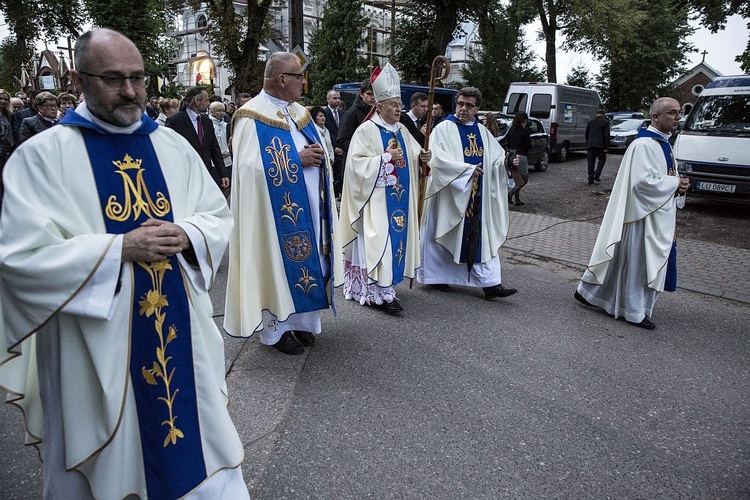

{"left": 138, "top": 260, "right": 184, "bottom": 447}
{"left": 265, "top": 136, "right": 299, "bottom": 187}
{"left": 463, "top": 133, "right": 484, "bottom": 157}
{"left": 106, "top": 154, "right": 170, "bottom": 222}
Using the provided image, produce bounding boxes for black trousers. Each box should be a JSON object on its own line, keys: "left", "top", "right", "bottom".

{"left": 587, "top": 148, "right": 607, "bottom": 180}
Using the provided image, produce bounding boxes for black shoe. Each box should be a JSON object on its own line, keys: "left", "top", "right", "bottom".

{"left": 429, "top": 283, "right": 453, "bottom": 292}
{"left": 630, "top": 316, "right": 656, "bottom": 330}
{"left": 594, "top": 177, "right": 601, "bottom": 183}
{"left": 588, "top": 179, "right": 594, "bottom": 185}
{"left": 377, "top": 299, "right": 403, "bottom": 315}
{"left": 514, "top": 200, "right": 525, "bottom": 206}
{"left": 574, "top": 290, "right": 595, "bottom": 307}
{"left": 293, "top": 330, "right": 315, "bottom": 347}
{"left": 483, "top": 285, "right": 517, "bottom": 300}
{"left": 273, "top": 331, "right": 305, "bottom": 355}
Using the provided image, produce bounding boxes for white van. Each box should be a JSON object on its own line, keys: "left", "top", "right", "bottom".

{"left": 502, "top": 82, "right": 602, "bottom": 161}
{"left": 674, "top": 75, "right": 750, "bottom": 202}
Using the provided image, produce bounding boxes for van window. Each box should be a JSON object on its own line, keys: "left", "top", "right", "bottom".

{"left": 684, "top": 94, "right": 750, "bottom": 136}
{"left": 530, "top": 94, "right": 552, "bottom": 119}
{"left": 507, "top": 93, "right": 527, "bottom": 114}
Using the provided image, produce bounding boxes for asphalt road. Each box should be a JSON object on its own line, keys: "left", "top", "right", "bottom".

{"left": 2, "top": 252, "right": 748, "bottom": 498}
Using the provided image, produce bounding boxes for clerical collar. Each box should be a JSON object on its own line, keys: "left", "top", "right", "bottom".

{"left": 75, "top": 101, "right": 143, "bottom": 134}
{"left": 260, "top": 89, "right": 292, "bottom": 113}
{"left": 372, "top": 112, "right": 399, "bottom": 132}
{"left": 646, "top": 125, "right": 671, "bottom": 141}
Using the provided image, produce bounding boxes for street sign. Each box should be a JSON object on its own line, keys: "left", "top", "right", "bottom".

{"left": 291, "top": 45, "right": 309, "bottom": 71}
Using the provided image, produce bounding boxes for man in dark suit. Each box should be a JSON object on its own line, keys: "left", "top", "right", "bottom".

{"left": 166, "top": 86, "right": 229, "bottom": 190}
{"left": 585, "top": 109, "right": 610, "bottom": 184}
{"left": 399, "top": 91, "right": 428, "bottom": 145}
{"left": 324, "top": 89, "right": 345, "bottom": 197}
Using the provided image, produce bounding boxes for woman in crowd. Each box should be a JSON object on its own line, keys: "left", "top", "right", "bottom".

{"left": 0, "top": 89, "right": 14, "bottom": 198}
{"left": 155, "top": 98, "right": 178, "bottom": 126}
{"left": 58, "top": 92, "right": 77, "bottom": 119}
{"left": 504, "top": 111, "right": 531, "bottom": 206}
{"left": 209, "top": 101, "right": 232, "bottom": 197}
{"left": 18, "top": 92, "right": 59, "bottom": 145}
{"left": 483, "top": 111, "right": 500, "bottom": 138}
{"left": 310, "top": 105, "right": 334, "bottom": 159}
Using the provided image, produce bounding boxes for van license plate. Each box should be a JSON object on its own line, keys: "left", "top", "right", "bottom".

{"left": 696, "top": 181, "right": 736, "bottom": 193}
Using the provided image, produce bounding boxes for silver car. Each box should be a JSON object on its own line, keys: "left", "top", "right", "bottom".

{"left": 609, "top": 118, "right": 650, "bottom": 151}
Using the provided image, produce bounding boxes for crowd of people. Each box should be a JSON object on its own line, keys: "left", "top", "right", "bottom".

{"left": 0, "top": 28, "right": 689, "bottom": 498}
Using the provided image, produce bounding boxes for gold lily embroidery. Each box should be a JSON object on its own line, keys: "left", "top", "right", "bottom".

{"left": 295, "top": 267, "right": 318, "bottom": 295}
{"left": 265, "top": 136, "right": 299, "bottom": 187}
{"left": 280, "top": 192, "right": 303, "bottom": 226}
{"left": 138, "top": 260, "right": 184, "bottom": 447}
{"left": 463, "top": 133, "right": 484, "bottom": 157}
{"left": 390, "top": 180, "right": 405, "bottom": 203}
{"left": 395, "top": 239, "right": 404, "bottom": 265}
{"left": 106, "top": 154, "right": 170, "bottom": 222}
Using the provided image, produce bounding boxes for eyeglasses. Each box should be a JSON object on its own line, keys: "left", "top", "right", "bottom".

{"left": 40, "top": 103, "right": 59, "bottom": 109}
{"left": 663, "top": 110, "right": 681, "bottom": 117}
{"left": 281, "top": 72, "right": 305, "bottom": 80}
{"left": 382, "top": 100, "right": 403, "bottom": 109}
{"left": 456, "top": 101, "right": 478, "bottom": 109}
{"left": 79, "top": 71, "right": 150, "bottom": 89}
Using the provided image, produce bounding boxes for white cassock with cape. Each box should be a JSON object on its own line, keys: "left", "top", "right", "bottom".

{"left": 417, "top": 118, "right": 510, "bottom": 287}
{"left": 224, "top": 92, "right": 342, "bottom": 345}
{"left": 577, "top": 126, "right": 681, "bottom": 323}
{"left": 0, "top": 104, "right": 245, "bottom": 499}
{"left": 339, "top": 114, "right": 421, "bottom": 304}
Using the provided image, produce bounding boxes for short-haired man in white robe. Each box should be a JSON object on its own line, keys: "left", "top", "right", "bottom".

{"left": 417, "top": 87, "right": 518, "bottom": 300}
{"left": 0, "top": 29, "right": 247, "bottom": 498}
{"left": 575, "top": 97, "right": 690, "bottom": 330}
{"left": 224, "top": 52, "right": 341, "bottom": 355}
{"left": 339, "top": 63, "right": 432, "bottom": 315}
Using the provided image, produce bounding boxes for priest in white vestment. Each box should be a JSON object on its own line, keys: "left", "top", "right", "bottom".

{"left": 0, "top": 29, "right": 247, "bottom": 499}
{"left": 575, "top": 97, "right": 690, "bottom": 330}
{"left": 224, "top": 52, "right": 342, "bottom": 356}
{"left": 417, "top": 87, "right": 517, "bottom": 301}
{"left": 339, "top": 63, "right": 432, "bottom": 315}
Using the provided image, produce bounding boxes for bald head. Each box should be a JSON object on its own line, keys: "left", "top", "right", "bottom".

{"left": 72, "top": 29, "right": 147, "bottom": 127}
{"left": 75, "top": 29, "right": 143, "bottom": 73}
{"left": 649, "top": 97, "right": 681, "bottom": 134}
{"left": 263, "top": 52, "right": 304, "bottom": 104}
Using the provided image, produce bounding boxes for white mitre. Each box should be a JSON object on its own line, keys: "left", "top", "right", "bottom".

{"left": 371, "top": 62, "right": 401, "bottom": 103}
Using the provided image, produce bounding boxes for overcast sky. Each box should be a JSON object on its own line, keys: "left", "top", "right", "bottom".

{"left": 531, "top": 14, "right": 748, "bottom": 82}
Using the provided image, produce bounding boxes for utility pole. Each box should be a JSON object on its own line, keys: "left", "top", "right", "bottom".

{"left": 290, "top": 0, "right": 304, "bottom": 50}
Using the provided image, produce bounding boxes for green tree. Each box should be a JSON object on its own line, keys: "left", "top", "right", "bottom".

{"left": 565, "top": 64, "right": 592, "bottom": 88}
{"left": 0, "top": 0, "right": 85, "bottom": 91}
{"left": 308, "top": 0, "right": 368, "bottom": 103}
{"left": 462, "top": 2, "right": 544, "bottom": 109}
{"left": 566, "top": 0, "right": 693, "bottom": 110}
{"left": 678, "top": 0, "right": 750, "bottom": 72}
{"left": 184, "top": 0, "right": 276, "bottom": 95}
{"left": 393, "top": 0, "right": 484, "bottom": 84}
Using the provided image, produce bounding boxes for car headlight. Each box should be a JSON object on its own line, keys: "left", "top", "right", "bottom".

{"left": 676, "top": 160, "right": 689, "bottom": 172}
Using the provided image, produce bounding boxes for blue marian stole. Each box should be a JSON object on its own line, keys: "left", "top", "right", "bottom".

{"left": 61, "top": 111, "right": 206, "bottom": 499}
{"left": 637, "top": 128, "right": 678, "bottom": 292}
{"left": 447, "top": 115, "right": 485, "bottom": 270}
{"left": 255, "top": 118, "right": 331, "bottom": 312}
{"left": 376, "top": 125, "right": 411, "bottom": 286}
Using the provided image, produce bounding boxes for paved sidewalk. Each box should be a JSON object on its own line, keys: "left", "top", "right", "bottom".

{"left": 505, "top": 211, "right": 750, "bottom": 304}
